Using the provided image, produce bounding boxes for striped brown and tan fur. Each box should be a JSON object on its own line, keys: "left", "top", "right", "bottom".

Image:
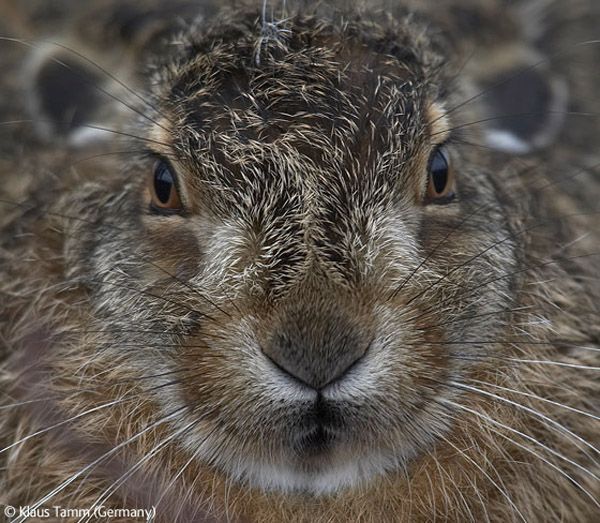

{"left": 0, "top": 1, "right": 598, "bottom": 522}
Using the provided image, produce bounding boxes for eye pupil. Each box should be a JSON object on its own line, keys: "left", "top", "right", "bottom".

{"left": 430, "top": 149, "right": 449, "bottom": 194}
{"left": 154, "top": 161, "right": 174, "bottom": 204}
{"left": 425, "top": 146, "right": 455, "bottom": 204}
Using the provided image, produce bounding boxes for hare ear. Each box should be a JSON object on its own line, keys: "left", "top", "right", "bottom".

{"left": 476, "top": 48, "right": 568, "bottom": 155}
{"left": 26, "top": 45, "right": 110, "bottom": 145}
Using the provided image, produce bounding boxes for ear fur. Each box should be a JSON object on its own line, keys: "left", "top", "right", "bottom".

{"left": 24, "top": 43, "right": 113, "bottom": 146}
{"left": 475, "top": 46, "right": 568, "bottom": 155}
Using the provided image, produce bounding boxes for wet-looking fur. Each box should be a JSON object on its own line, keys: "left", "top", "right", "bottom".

{"left": 0, "top": 1, "right": 599, "bottom": 522}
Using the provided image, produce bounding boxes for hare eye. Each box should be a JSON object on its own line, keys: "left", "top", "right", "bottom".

{"left": 149, "top": 159, "right": 183, "bottom": 213}
{"left": 426, "top": 146, "right": 455, "bottom": 204}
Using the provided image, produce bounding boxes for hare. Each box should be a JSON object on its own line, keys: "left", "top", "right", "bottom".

{"left": 0, "top": 1, "right": 598, "bottom": 522}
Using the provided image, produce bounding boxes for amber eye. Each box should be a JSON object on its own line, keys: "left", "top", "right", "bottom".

{"left": 149, "top": 159, "right": 183, "bottom": 213}
{"left": 426, "top": 146, "right": 455, "bottom": 204}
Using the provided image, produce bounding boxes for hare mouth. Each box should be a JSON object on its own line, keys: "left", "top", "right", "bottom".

{"left": 177, "top": 392, "right": 417, "bottom": 494}
{"left": 293, "top": 425, "right": 337, "bottom": 455}
{"left": 289, "top": 394, "right": 348, "bottom": 455}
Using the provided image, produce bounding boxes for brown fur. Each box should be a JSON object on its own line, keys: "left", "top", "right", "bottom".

{"left": 0, "top": 1, "right": 599, "bottom": 522}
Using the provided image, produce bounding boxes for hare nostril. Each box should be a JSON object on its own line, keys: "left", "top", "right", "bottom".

{"left": 262, "top": 308, "right": 370, "bottom": 390}
{"left": 262, "top": 349, "right": 315, "bottom": 388}
{"left": 263, "top": 347, "right": 366, "bottom": 390}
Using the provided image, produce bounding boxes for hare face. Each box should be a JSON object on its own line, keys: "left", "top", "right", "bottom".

{"left": 61, "top": 15, "right": 520, "bottom": 493}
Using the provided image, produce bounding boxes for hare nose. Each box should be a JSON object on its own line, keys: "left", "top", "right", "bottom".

{"left": 262, "top": 307, "right": 369, "bottom": 390}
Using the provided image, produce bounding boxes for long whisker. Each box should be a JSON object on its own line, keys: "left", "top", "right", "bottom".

{"left": 504, "top": 358, "right": 600, "bottom": 371}
{"left": 407, "top": 252, "right": 600, "bottom": 325}
{"left": 402, "top": 340, "right": 600, "bottom": 353}
{"left": 442, "top": 399, "right": 600, "bottom": 508}
{"left": 388, "top": 157, "right": 600, "bottom": 302}
{"left": 0, "top": 198, "right": 232, "bottom": 322}
{"left": 79, "top": 417, "right": 203, "bottom": 523}
{"left": 0, "top": 375, "right": 198, "bottom": 455}
{"left": 399, "top": 210, "right": 600, "bottom": 309}
{"left": 0, "top": 36, "right": 171, "bottom": 131}
{"left": 10, "top": 270, "right": 228, "bottom": 334}
{"left": 10, "top": 406, "right": 188, "bottom": 523}
{"left": 442, "top": 353, "right": 600, "bottom": 372}
{"left": 416, "top": 305, "right": 531, "bottom": 331}
{"left": 434, "top": 110, "right": 598, "bottom": 138}
{"left": 0, "top": 119, "right": 171, "bottom": 148}
{"left": 68, "top": 149, "right": 156, "bottom": 168}
{"left": 88, "top": 339, "right": 225, "bottom": 352}
{"left": 466, "top": 379, "right": 600, "bottom": 421}
{"left": 449, "top": 381, "right": 600, "bottom": 458}
{"left": 0, "top": 397, "right": 128, "bottom": 454}
{"left": 437, "top": 433, "right": 527, "bottom": 523}
{"left": 438, "top": 39, "right": 600, "bottom": 122}
{"left": 84, "top": 275, "right": 220, "bottom": 324}
{"left": 0, "top": 366, "right": 218, "bottom": 418}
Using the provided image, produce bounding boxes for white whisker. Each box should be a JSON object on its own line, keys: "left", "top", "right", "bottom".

{"left": 11, "top": 407, "right": 187, "bottom": 523}
{"left": 468, "top": 379, "right": 600, "bottom": 421}
{"left": 438, "top": 433, "right": 527, "bottom": 523}
{"left": 450, "top": 381, "right": 600, "bottom": 458}
{"left": 79, "top": 417, "right": 199, "bottom": 523}
{"left": 443, "top": 399, "right": 600, "bottom": 508}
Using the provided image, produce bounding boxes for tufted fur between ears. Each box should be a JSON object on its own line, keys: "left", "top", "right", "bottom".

{"left": 22, "top": 1, "right": 568, "bottom": 154}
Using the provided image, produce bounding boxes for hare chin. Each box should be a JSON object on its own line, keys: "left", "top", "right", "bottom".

{"left": 228, "top": 448, "right": 416, "bottom": 494}
{"left": 184, "top": 431, "right": 417, "bottom": 494}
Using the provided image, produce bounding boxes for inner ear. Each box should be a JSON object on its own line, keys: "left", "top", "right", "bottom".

{"left": 478, "top": 53, "right": 568, "bottom": 155}
{"left": 27, "top": 48, "right": 106, "bottom": 143}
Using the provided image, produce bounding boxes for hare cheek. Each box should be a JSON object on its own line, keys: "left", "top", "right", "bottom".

{"left": 141, "top": 219, "right": 201, "bottom": 279}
